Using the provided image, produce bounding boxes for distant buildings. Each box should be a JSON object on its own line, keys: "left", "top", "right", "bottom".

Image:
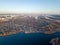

{"left": 0, "top": 14, "right": 60, "bottom": 36}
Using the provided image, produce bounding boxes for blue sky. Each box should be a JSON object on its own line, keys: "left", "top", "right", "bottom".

{"left": 0, "top": 0, "right": 60, "bottom": 14}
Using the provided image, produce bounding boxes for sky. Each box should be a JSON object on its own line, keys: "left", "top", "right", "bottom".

{"left": 0, "top": 0, "right": 60, "bottom": 14}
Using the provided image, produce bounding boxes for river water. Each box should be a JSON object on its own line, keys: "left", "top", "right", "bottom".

{"left": 0, "top": 32, "right": 60, "bottom": 45}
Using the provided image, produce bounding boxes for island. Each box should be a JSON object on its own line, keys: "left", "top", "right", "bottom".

{"left": 50, "top": 38, "right": 60, "bottom": 45}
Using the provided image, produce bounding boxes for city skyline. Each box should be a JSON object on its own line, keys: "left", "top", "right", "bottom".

{"left": 0, "top": 0, "right": 60, "bottom": 14}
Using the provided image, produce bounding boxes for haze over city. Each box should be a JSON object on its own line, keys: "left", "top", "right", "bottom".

{"left": 0, "top": 0, "right": 60, "bottom": 14}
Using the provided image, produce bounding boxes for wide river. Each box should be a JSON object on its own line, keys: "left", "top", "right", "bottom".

{"left": 0, "top": 32, "right": 60, "bottom": 45}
